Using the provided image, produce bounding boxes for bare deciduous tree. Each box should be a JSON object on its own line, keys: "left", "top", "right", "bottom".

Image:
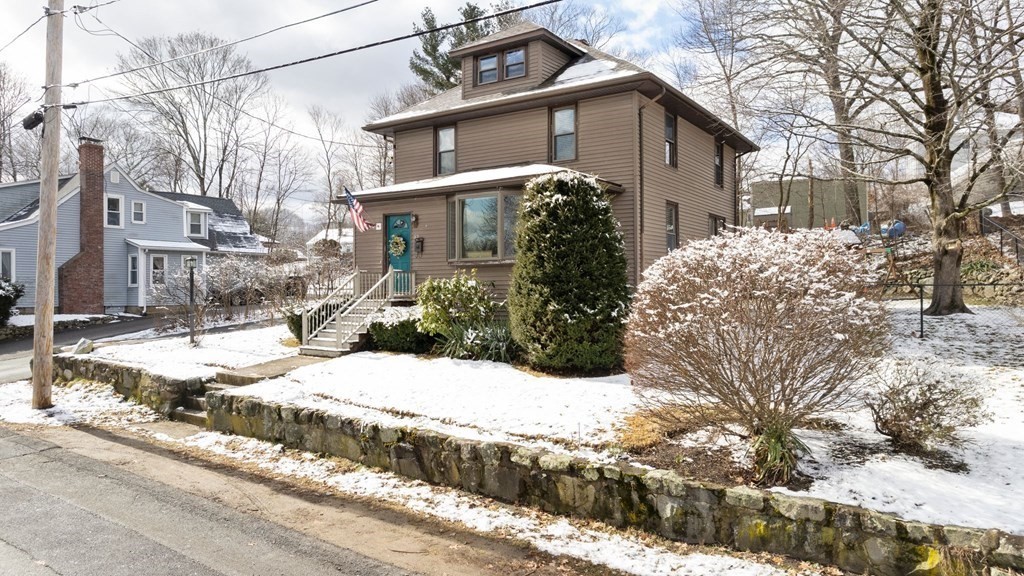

{"left": 0, "top": 62, "right": 29, "bottom": 182}
{"left": 116, "top": 33, "right": 267, "bottom": 197}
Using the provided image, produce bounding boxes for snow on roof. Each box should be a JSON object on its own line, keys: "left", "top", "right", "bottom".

{"left": 125, "top": 238, "right": 210, "bottom": 252}
{"left": 368, "top": 42, "right": 643, "bottom": 127}
{"left": 754, "top": 206, "right": 792, "bottom": 217}
{"left": 352, "top": 164, "right": 611, "bottom": 198}
{"left": 306, "top": 227, "right": 354, "bottom": 247}
{"left": 179, "top": 201, "right": 213, "bottom": 212}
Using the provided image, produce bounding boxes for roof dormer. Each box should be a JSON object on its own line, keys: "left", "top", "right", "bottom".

{"left": 450, "top": 22, "right": 584, "bottom": 100}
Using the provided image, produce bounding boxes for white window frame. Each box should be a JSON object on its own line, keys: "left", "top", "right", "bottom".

{"left": 127, "top": 254, "right": 139, "bottom": 287}
{"left": 0, "top": 249, "right": 15, "bottom": 282}
{"left": 131, "top": 200, "right": 146, "bottom": 224}
{"left": 150, "top": 254, "right": 167, "bottom": 285}
{"left": 186, "top": 211, "right": 207, "bottom": 238}
{"left": 105, "top": 193, "right": 124, "bottom": 228}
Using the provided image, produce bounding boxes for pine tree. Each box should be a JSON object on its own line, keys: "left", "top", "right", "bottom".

{"left": 408, "top": 3, "right": 511, "bottom": 94}
{"left": 508, "top": 172, "right": 629, "bottom": 372}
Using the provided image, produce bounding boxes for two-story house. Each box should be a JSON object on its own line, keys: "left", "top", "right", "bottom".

{"left": 0, "top": 138, "right": 264, "bottom": 314}
{"left": 345, "top": 23, "right": 756, "bottom": 299}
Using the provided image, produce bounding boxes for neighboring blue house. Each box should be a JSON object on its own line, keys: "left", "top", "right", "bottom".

{"left": 0, "top": 138, "right": 264, "bottom": 314}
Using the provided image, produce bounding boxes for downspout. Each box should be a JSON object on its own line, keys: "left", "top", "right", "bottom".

{"left": 637, "top": 86, "right": 666, "bottom": 282}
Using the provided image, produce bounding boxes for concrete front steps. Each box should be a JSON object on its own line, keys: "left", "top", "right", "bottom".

{"left": 169, "top": 382, "right": 235, "bottom": 427}
{"left": 298, "top": 299, "right": 385, "bottom": 357}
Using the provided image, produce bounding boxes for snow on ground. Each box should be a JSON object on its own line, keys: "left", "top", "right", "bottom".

{"left": 0, "top": 380, "right": 159, "bottom": 427}
{"left": 9, "top": 314, "right": 108, "bottom": 327}
{"left": 158, "top": 431, "right": 818, "bottom": 576}
{"left": 775, "top": 300, "right": 1024, "bottom": 534}
{"left": 228, "top": 353, "right": 638, "bottom": 457}
{"left": 99, "top": 309, "right": 276, "bottom": 342}
{"left": 89, "top": 324, "right": 296, "bottom": 379}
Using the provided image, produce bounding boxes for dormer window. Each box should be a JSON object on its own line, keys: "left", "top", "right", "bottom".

{"left": 187, "top": 211, "right": 207, "bottom": 237}
{"left": 504, "top": 48, "right": 525, "bottom": 78}
{"left": 478, "top": 55, "right": 498, "bottom": 84}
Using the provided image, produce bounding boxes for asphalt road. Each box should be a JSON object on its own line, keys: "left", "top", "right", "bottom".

{"left": 0, "top": 427, "right": 412, "bottom": 576}
{"left": 0, "top": 317, "right": 160, "bottom": 384}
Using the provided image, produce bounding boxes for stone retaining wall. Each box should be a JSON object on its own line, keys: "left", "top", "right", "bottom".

{"left": 53, "top": 354, "right": 210, "bottom": 415}
{"left": 0, "top": 316, "right": 116, "bottom": 342}
{"left": 207, "top": 392, "right": 1024, "bottom": 576}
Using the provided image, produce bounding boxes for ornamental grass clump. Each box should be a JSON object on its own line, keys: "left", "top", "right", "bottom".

{"left": 625, "top": 228, "right": 888, "bottom": 485}
{"left": 508, "top": 172, "right": 629, "bottom": 373}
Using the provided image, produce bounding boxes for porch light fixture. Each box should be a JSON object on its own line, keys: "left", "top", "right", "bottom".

{"left": 411, "top": 213, "right": 418, "bottom": 226}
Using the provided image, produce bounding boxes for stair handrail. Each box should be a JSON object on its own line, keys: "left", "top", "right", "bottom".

{"left": 302, "top": 271, "right": 359, "bottom": 345}
{"left": 979, "top": 213, "right": 1024, "bottom": 265}
{"left": 335, "top": 268, "right": 394, "bottom": 348}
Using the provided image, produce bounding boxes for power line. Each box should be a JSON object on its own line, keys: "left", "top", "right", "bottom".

{"left": 0, "top": 14, "right": 47, "bottom": 56}
{"left": 73, "top": 11, "right": 382, "bottom": 149}
{"left": 63, "top": 0, "right": 378, "bottom": 88}
{"left": 60, "top": 0, "right": 563, "bottom": 108}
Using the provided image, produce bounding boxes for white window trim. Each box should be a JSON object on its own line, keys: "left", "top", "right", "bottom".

{"left": 150, "top": 254, "right": 167, "bottom": 285}
{"left": 186, "top": 210, "right": 207, "bottom": 238}
{"left": 0, "top": 249, "right": 15, "bottom": 282}
{"left": 131, "top": 200, "right": 146, "bottom": 224}
{"left": 105, "top": 193, "right": 124, "bottom": 229}
{"left": 127, "top": 254, "right": 139, "bottom": 287}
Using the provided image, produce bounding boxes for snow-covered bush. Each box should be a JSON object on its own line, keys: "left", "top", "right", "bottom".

{"left": 417, "top": 270, "right": 499, "bottom": 337}
{"left": 0, "top": 279, "right": 25, "bottom": 327}
{"left": 625, "top": 228, "right": 888, "bottom": 483}
{"left": 508, "top": 172, "right": 629, "bottom": 372}
{"left": 866, "top": 361, "right": 989, "bottom": 451}
{"left": 367, "top": 306, "right": 435, "bottom": 353}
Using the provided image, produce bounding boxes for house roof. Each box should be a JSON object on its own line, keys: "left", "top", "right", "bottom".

{"left": 448, "top": 22, "right": 583, "bottom": 58}
{"left": 126, "top": 238, "right": 210, "bottom": 252}
{"left": 365, "top": 33, "right": 757, "bottom": 154}
{"left": 346, "top": 163, "right": 622, "bottom": 202}
{"left": 0, "top": 176, "right": 75, "bottom": 223}
{"left": 306, "top": 227, "right": 354, "bottom": 247}
{"left": 151, "top": 191, "right": 267, "bottom": 255}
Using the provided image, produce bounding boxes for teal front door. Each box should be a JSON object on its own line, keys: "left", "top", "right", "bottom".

{"left": 386, "top": 214, "right": 412, "bottom": 294}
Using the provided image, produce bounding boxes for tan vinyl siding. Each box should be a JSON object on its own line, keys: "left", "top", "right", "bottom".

{"left": 638, "top": 96, "right": 735, "bottom": 275}
{"left": 394, "top": 128, "right": 435, "bottom": 183}
{"left": 565, "top": 93, "right": 639, "bottom": 286}
{"left": 457, "top": 109, "right": 548, "bottom": 171}
{"left": 538, "top": 41, "right": 571, "bottom": 80}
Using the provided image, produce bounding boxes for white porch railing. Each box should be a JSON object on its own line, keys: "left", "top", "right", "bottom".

{"left": 301, "top": 271, "right": 358, "bottom": 345}
{"left": 333, "top": 269, "right": 394, "bottom": 347}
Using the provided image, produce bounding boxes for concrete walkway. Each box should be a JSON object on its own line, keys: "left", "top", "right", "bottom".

{"left": 216, "top": 354, "right": 328, "bottom": 386}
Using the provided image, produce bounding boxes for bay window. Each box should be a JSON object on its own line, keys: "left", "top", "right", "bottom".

{"left": 447, "top": 191, "right": 521, "bottom": 261}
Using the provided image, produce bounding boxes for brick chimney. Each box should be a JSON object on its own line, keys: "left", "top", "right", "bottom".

{"left": 57, "top": 138, "right": 105, "bottom": 314}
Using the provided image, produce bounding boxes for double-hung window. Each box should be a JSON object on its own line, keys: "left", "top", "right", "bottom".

{"left": 478, "top": 55, "right": 498, "bottom": 84}
{"left": 709, "top": 214, "right": 727, "bottom": 237}
{"left": 187, "top": 211, "right": 206, "bottom": 237}
{"left": 105, "top": 194, "right": 123, "bottom": 228}
{"left": 132, "top": 200, "right": 146, "bottom": 224}
{"left": 666, "top": 203, "right": 679, "bottom": 252}
{"left": 437, "top": 127, "right": 456, "bottom": 175}
{"left": 665, "top": 113, "right": 677, "bottom": 167}
{"left": 128, "top": 254, "right": 139, "bottom": 287}
{"left": 714, "top": 141, "right": 724, "bottom": 187}
{"left": 0, "top": 249, "right": 14, "bottom": 282}
{"left": 151, "top": 255, "right": 166, "bottom": 285}
{"left": 447, "top": 191, "right": 521, "bottom": 261}
{"left": 504, "top": 48, "right": 525, "bottom": 78}
{"left": 552, "top": 106, "right": 576, "bottom": 162}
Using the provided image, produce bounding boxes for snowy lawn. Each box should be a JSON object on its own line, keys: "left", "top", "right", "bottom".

{"left": 89, "top": 324, "right": 296, "bottom": 380}
{"left": 774, "top": 300, "right": 1024, "bottom": 534}
{"left": 0, "top": 380, "right": 159, "bottom": 427}
{"left": 226, "top": 353, "right": 639, "bottom": 458}
{"left": 8, "top": 313, "right": 110, "bottom": 327}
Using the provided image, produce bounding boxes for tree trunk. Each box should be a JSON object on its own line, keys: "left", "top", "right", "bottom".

{"left": 925, "top": 223, "right": 969, "bottom": 315}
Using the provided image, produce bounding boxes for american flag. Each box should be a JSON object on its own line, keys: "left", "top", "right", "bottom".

{"left": 344, "top": 186, "right": 372, "bottom": 232}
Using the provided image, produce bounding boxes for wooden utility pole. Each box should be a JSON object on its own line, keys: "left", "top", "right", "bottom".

{"left": 32, "top": 0, "right": 64, "bottom": 409}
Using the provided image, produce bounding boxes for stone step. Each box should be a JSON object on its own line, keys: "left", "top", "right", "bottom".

{"left": 205, "top": 381, "right": 238, "bottom": 392}
{"left": 183, "top": 395, "right": 207, "bottom": 411}
{"left": 169, "top": 407, "right": 207, "bottom": 427}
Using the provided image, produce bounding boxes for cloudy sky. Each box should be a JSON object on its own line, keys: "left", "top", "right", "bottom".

{"left": 0, "top": 0, "right": 676, "bottom": 216}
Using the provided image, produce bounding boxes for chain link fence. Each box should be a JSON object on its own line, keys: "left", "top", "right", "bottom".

{"left": 872, "top": 282, "right": 1024, "bottom": 338}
